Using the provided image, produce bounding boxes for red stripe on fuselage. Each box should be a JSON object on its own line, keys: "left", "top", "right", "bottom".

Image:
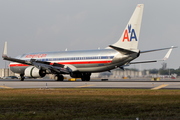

{"left": 10, "top": 64, "right": 29, "bottom": 67}
{"left": 9, "top": 60, "right": 112, "bottom": 67}
{"left": 57, "top": 61, "right": 111, "bottom": 65}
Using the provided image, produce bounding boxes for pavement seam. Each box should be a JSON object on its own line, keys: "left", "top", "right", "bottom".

{"left": 77, "top": 84, "right": 95, "bottom": 88}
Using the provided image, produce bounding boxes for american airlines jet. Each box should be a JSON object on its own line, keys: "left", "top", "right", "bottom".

{"left": 2, "top": 4, "right": 176, "bottom": 81}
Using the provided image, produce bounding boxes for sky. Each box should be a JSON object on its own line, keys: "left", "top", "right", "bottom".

{"left": 0, "top": 0, "right": 179, "bottom": 70}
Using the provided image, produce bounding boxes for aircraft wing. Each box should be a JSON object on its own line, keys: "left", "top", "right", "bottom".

{"left": 129, "top": 46, "right": 174, "bottom": 64}
{"left": 29, "top": 59, "right": 70, "bottom": 74}
{"left": 2, "top": 42, "right": 71, "bottom": 74}
{"left": 3, "top": 56, "right": 70, "bottom": 74}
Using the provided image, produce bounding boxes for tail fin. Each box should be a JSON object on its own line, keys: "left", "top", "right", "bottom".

{"left": 112, "top": 4, "right": 144, "bottom": 50}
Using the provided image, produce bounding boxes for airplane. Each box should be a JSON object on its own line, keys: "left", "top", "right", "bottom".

{"left": 2, "top": 4, "right": 176, "bottom": 81}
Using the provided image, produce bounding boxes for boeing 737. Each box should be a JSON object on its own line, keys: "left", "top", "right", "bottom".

{"left": 2, "top": 4, "right": 176, "bottom": 81}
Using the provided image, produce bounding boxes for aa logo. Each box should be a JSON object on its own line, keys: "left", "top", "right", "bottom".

{"left": 122, "top": 24, "right": 137, "bottom": 42}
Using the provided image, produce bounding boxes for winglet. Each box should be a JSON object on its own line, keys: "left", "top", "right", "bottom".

{"left": 2, "top": 41, "right": 7, "bottom": 58}
{"left": 163, "top": 46, "right": 173, "bottom": 61}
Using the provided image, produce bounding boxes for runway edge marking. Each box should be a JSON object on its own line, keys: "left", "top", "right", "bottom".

{"left": 151, "top": 84, "right": 169, "bottom": 90}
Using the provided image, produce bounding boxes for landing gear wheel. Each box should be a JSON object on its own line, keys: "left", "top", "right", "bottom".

{"left": 20, "top": 77, "right": 24, "bottom": 81}
{"left": 81, "top": 76, "right": 86, "bottom": 81}
{"left": 86, "top": 76, "right": 90, "bottom": 81}
{"left": 54, "top": 75, "right": 64, "bottom": 81}
{"left": 81, "top": 73, "right": 91, "bottom": 81}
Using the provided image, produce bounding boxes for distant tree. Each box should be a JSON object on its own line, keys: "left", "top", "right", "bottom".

{"left": 121, "top": 67, "right": 180, "bottom": 76}
{"left": 174, "top": 68, "right": 180, "bottom": 76}
{"left": 149, "top": 69, "right": 159, "bottom": 74}
{"left": 159, "top": 69, "right": 169, "bottom": 75}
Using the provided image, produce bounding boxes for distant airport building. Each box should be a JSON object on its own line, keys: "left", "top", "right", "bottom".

{"left": 47, "top": 69, "right": 150, "bottom": 79}
{"left": 99, "top": 69, "right": 150, "bottom": 78}
{"left": 0, "top": 68, "right": 15, "bottom": 78}
{"left": 0, "top": 68, "right": 150, "bottom": 79}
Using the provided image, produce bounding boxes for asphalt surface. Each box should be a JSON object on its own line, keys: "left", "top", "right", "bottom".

{"left": 0, "top": 79, "right": 180, "bottom": 89}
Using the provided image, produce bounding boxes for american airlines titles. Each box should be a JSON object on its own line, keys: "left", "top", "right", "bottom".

{"left": 25, "top": 54, "right": 47, "bottom": 58}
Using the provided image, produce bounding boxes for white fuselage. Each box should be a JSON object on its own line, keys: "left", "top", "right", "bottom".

{"left": 10, "top": 49, "right": 138, "bottom": 74}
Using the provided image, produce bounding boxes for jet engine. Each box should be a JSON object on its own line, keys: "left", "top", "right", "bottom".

{"left": 24, "top": 66, "right": 46, "bottom": 78}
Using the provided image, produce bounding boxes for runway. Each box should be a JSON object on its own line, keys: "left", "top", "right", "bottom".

{"left": 0, "top": 79, "right": 180, "bottom": 89}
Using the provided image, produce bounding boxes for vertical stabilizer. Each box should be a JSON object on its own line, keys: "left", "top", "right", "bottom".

{"left": 112, "top": 4, "right": 144, "bottom": 50}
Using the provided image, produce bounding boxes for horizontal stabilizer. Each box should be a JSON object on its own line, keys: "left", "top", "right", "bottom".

{"left": 109, "top": 45, "right": 138, "bottom": 55}
{"left": 130, "top": 60, "right": 157, "bottom": 64}
{"left": 140, "top": 46, "right": 177, "bottom": 53}
{"left": 129, "top": 46, "right": 175, "bottom": 65}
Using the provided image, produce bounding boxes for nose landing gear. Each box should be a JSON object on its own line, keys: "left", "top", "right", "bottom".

{"left": 20, "top": 74, "right": 25, "bottom": 81}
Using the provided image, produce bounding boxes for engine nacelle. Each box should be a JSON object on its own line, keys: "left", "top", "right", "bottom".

{"left": 24, "top": 66, "right": 46, "bottom": 78}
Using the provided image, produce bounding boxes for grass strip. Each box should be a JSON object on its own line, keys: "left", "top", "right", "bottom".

{"left": 0, "top": 88, "right": 180, "bottom": 120}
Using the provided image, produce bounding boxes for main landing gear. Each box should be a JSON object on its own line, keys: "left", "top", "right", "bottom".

{"left": 55, "top": 72, "right": 91, "bottom": 81}
{"left": 81, "top": 73, "right": 91, "bottom": 81}
{"left": 54, "top": 74, "right": 64, "bottom": 81}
